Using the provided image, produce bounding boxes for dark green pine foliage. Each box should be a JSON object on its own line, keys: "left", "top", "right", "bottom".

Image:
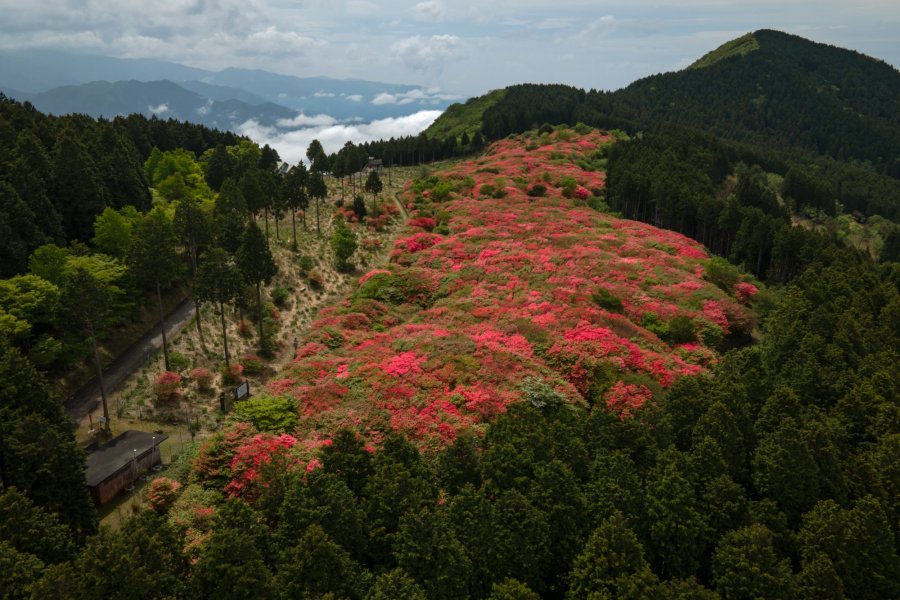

{"left": 276, "top": 470, "right": 367, "bottom": 560}
{"left": 0, "top": 181, "right": 44, "bottom": 277}
{"left": 0, "top": 540, "right": 45, "bottom": 600}
{"left": 190, "top": 502, "right": 273, "bottom": 600}
{"left": 10, "top": 131, "right": 64, "bottom": 245}
{"left": 566, "top": 511, "right": 656, "bottom": 600}
{"left": 96, "top": 126, "right": 151, "bottom": 211}
{"left": 0, "top": 487, "right": 75, "bottom": 564}
{"left": 235, "top": 222, "right": 276, "bottom": 349}
{"left": 320, "top": 428, "right": 374, "bottom": 496}
{"left": 0, "top": 340, "right": 97, "bottom": 541}
{"left": 213, "top": 177, "right": 248, "bottom": 253}
{"left": 204, "top": 143, "right": 234, "bottom": 191}
{"left": 365, "top": 568, "right": 427, "bottom": 600}
{"left": 712, "top": 524, "right": 795, "bottom": 600}
{"left": 275, "top": 524, "right": 363, "bottom": 600}
{"left": 393, "top": 506, "right": 471, "bottom": 600}
{"left": 49, "top": 128, "right": 108, "bottom": 242}
{"left": 73, "top": 511, "right": 185, "bottom": 600}
{"left": 127, "top": 208, "right": 181, "bottom": 371}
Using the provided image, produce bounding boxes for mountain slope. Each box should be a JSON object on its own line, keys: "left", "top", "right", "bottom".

{"left": 263, "top": 129, "right": 755, "bottom": 453}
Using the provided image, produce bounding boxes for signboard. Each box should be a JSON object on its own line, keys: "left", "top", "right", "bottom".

{"left": 234, "top": 380, "right": 250, "bottom": 402}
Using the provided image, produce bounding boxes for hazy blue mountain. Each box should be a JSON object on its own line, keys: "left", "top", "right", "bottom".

{"left": 0, "top": 48, "right": 457, "bottom": 124}
{"left": 13, "top": 80, "right": 297, "bottom": 129}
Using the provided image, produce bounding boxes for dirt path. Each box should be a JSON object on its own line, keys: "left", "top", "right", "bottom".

{"left": 64, "top": 298, "right": 196, "bottom": 424}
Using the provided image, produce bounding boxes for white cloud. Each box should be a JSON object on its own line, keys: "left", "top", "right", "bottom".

{"left": 371, "top": 92, "right": 397, "bottom": 105}
{"left": 148, "top": 102, "right": 169, "bottom": 115}
{"left": 390, "top": 34, "right": 465, "bottom": 73}
{"left": 413, "top": 0, "right": 446, "bottom": 22}
{"left": 276, "top": 112, "right": 338, "bottom": 127}
{"left": 314, "top": 91, "right": 336, "bottom": 97}
{"left": 239, "top": 26, "right": 323, "bottom": 57}
{"left": 196, "top": 99, "right": 213, "bottom": 115}
{"left": 346, "top": 94, "right": 363, "bottom": 102}
{"left": 237, "top": 109, "right": 443, "bottom": 165}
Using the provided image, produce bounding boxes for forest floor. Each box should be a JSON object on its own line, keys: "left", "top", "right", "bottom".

{"left": 74, "top": 165, "right": 431, "bottom": 453}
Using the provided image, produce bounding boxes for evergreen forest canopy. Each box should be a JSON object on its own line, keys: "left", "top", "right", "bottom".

{"left": 1, "top": 28, "right": 899, "bottom": 600}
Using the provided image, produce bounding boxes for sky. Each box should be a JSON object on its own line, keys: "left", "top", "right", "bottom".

{"left": 2, "top": 1, "right": 898, "bottom": 162}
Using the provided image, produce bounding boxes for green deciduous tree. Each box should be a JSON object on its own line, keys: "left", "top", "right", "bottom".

{"left": 330, "top": 218, "right": 357, "bottom": 271}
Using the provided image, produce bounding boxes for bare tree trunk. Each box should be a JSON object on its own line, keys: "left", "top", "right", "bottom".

{"left": 90, "top": 326, "right": 111, "bottom": 434}
{"left": 291, "top": 210, "right": 298, "bottom": 249}
{"left": 156, "top": 281, "right": 170, "bottom": 371}
{"left": 220, "top": 300, "right": 230, "bottom": 367}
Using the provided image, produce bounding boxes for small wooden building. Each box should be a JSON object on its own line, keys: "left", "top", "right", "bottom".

{"left": 85, "top": 430, "right": 167, "bottom": 506}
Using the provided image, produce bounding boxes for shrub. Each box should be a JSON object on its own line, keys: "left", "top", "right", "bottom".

{"left": 308, "top": 270, "right": 325, "bottom": 289}
{"left": 146, "top": 477, "right": 181, "bottom": 513}
{"left": 297, "top": 255, "right": 314, "bottom": 273}
{"left": 666, "top": 316, "right": 697, "bottom": 344}
{"left": 154, "top": 371, "right": 182, "bottom": 403}
{"left": 592, "top": 288, "right": 624, "bottom": 312}
{"left": 271, "top": 286, "right": 290, "bottom": 308}
{"left": 222, "top": 363, "right": 244, "bottom": 385}
{"left": 704, "top": 257, "right": 741, "bottom": 293}
{"left": 352, "top": 195, "right": 367, "bottom": 219}
{"left": 527, "top": 184, "right": 547, "bottom": 197}
{"left": 241, "top": 354, "right": 265, "bottom": 375}
{"left": 237, "top": 319, "right": 254, "bottom": 338}
{"left": 190, "top": 367, "right": 214, "bottom": 391}
{"left": 330, "top": 219, "right": 358, "bottom": 271}
{"left": 642, "top": 312, "right": 669, "bottom": 339}
{"left": 168, "top": 351, "right": 190, "bottom": 373}
{"left": 232, "top": 394, "right": 299, "bottom": 433}
{"left": 520, "top": 376, "right": 565, "bottom": 409}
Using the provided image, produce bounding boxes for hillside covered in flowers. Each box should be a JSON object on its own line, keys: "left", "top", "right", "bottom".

{"left": 265, "top": 128, "right": 757, "bottom": 455}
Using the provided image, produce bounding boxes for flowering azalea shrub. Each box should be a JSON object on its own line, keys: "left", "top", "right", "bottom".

{"left": 221, "top": 363, "right": 244, "bottom": 386}
{"left": 254, "top": 128, "right": 755, "bottom": 454}
{"left": 146, "top": 477, "right": 181, "bottom": 513}
{"left": 154, "top": 371, "right": 182, "bottom": 403}
{"left": 734, "top": 281, "right": 759, "bottom": 304}
{"left": 190, "top": 367, "right": 214, "bottom": 391}
{"left": 223, "top": 432, "right": 303, "bottom": 502}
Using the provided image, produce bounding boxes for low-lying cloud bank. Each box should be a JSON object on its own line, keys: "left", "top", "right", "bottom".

{"left": 238, "top": 109, "right": 443, "bottom": 166}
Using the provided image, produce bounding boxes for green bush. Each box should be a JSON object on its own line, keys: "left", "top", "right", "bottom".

{"left": 641, "top": 312, "right": 669, "bottom": 339}
{"left": 232, "top": 394, "right": 299, "bottom": 433}
{"left": 592, "top": 288, "right": 624, "bottom": 312}
{"left": 271, "top": 286, "right": 290, "bottom": 308}
{"left": 666, "top": 316, "right": 697, "bottom": 344}
{"left": 168, "top": 351, "right": 190, "bottom": 373}
{"left": 704, "top": 257, "right": 741, "bottom": 293}
{"left": 297, "top": 255, "right": 314, "bottom": 274}
{"left": 527, "top": 184, "right": 547, "bottom": 197}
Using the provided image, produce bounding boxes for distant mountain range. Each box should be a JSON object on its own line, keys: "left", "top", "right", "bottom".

{"left": 0, "top": 48, "right": 458, "bottom": 127}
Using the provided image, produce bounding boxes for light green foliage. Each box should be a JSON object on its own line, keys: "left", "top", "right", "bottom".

{"left": 91, "top": 206, "right": 139, "bottom": 258}
{"left": 28, "top": 244, "right": 70, "bottom": 285}
{"left": 0, "top": 274, "right": 59, "bottom": 340}
{"left": 330, "top": 219, "right": 358, "bottom": 271}
{"left": 144, "top": 147, "right": 214, "bottom": 202}
{"left": 232, "top": 394, "right": 299, "bottom": 433}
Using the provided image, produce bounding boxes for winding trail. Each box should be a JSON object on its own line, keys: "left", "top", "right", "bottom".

{"left": 65, "top": 298, "right": 196, "bottom": 424}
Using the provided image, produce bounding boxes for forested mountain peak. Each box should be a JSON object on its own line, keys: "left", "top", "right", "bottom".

{"left": 689, "top": 32, "right": 760, "bottom": 70}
